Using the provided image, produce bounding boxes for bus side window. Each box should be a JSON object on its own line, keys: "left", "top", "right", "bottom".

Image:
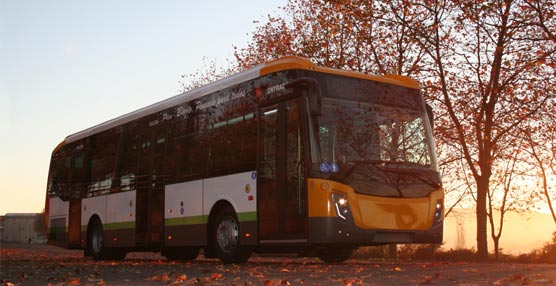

{"left": 119, "top": 134, "right": 139, "bottom": 192}
{"left": 230, "top": 112, "right": 257, "bottom": 172}
{"left": 48, "top": 150, "right": 68, "bottom": 199}
{"left": 71, "top": 153, "right": 86, "bottom": 198}
{"left": 87, "top": 130, "right": 119, "bottom": 197}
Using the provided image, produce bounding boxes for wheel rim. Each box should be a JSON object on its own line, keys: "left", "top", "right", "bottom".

{"left": 216, "top": 216, "right": 239, "bottom": 253}
{"left": 91, "top": 224, "right": 103, "bottom": 254}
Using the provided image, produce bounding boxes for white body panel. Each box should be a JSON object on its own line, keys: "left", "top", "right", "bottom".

{"left": 203, "top": 171, "right": 257, "bottom": 219}
{"left": 48, "top": 197, "right": 69, "bottom": 229}
{"left": 164, "top": 171, "right": 257, "bottom": 222}
{"left": 165, "top": 180, "right": 203, "bottom": 219}
{"left": 82, "top": 196, "right": 107, "bottom": 226}
{"left": 106, "top": 191, "right": 136, "bottom": 224}
{"left": 49, "top": 197, "right": 69, "bottom": 219}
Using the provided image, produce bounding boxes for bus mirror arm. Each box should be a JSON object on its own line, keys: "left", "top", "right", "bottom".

{"left": 426, "top": 103, "right": 434, "bottom": 129}
{"left": 285, "top": 77, "right": 322, "bottom": 116}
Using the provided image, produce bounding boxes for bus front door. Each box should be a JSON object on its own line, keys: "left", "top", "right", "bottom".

{"left": 258, "top": 98, "right": 308, "bottom": 242}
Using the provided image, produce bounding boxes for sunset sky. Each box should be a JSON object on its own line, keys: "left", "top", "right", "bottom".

{"left": 0, "top": 0, "right": 285, "bottom": 215}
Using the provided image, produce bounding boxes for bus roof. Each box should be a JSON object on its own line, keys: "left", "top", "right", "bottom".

{"left": 58, "top": 56, "right": 419, "bottom": 150}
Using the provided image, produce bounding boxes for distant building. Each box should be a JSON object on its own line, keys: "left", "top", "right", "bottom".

{"left": 0, "top": 213, "right": 45, "bottom": 244}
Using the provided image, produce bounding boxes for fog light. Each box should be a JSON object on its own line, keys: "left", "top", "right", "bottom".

{"left": 434, "top": 200, "right": 443, "bottom": 225}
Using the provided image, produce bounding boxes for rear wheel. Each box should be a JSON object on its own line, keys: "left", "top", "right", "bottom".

{"left": 211, "top": 206, "right": 252, "bottom": 264}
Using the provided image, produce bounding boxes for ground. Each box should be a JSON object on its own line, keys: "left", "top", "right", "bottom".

{"left": 1, "top": 244, "right": 556, "bottom": 286}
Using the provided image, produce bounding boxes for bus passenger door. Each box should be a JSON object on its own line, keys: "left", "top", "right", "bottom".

{"left": 136, "top": 128, "right": 166, "bottom": 246}
{"left": 258, "top": 98, "right": 308, "bottom": 242}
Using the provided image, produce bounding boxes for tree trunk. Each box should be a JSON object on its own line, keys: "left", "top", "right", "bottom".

{"left": 476, "top": 178, "right": 489, "bottom": 260}
{"left": 494, "top": 237, "right": 500, "bottom": 260}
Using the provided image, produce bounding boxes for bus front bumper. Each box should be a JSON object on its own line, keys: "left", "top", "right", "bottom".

{"left": 308, "top": 217, "right": 443, "bottom": 245}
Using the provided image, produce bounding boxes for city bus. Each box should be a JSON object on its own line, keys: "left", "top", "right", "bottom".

{"left": 45, "top": 56, "right": 443, "bottom": 263}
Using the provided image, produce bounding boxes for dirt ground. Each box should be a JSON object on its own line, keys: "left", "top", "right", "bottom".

{"left": 1, "top": 243, "right": 556, "bottom": 286}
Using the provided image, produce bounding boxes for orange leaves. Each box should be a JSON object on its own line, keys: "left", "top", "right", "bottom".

{"left": 211, "top": 273, "right": 223, "bottom": 280}
{"left": 6, "top": 244, "right": 556, "bottom": 286}
{"left": 418, "top": 273, "right": 440, "bottom": 284}
{"left": 263, "top": 279, "right": 292, "bottom": 286}
{"left": 342, "top": 278, "right": 364, "bottom": 286}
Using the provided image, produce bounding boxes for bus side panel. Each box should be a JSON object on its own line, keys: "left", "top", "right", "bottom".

{"left": 105, "top": 191, "right": 136, "bottom": 247}
{"left": 165, "top": 180, "right": 204, "bottom": 246}
{"left": 48, "top": 197, "right": 69, "bottom": 247}
{"left": 203, "top": 171, "right": 258, "bottom": 245}
{"left": 81, "top": 196, "right": 107, "bottom": 246}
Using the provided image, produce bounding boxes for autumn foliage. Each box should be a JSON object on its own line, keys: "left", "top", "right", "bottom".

{"left": 179, "top": 0, "right": 556, "bottom": 260}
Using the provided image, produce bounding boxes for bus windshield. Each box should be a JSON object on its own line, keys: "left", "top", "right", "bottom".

{"left": 311, "top": 93, "right": 441, "bottom": 198}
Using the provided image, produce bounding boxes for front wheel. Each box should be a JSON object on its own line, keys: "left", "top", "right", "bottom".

{"left": 211, "top": 206, "right": 252, "bottom": 264}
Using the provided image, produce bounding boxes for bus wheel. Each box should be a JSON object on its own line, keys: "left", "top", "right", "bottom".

{"left": 317, "top": 247, "right": 354, "bottom": 263}
{"left": 163, "top": 247, "right": 200, "bottom": 261}
{"left": 88, "top": 218, "right": 126, "bottom": 260}
{"left": 211, "top": 206, "right": 252, "bottom": 264}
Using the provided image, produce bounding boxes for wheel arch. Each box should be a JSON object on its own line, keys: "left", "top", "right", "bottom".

{"left": 86, "top": 214, "right": 102, "bottom": 233}
{"left": 207, "top": 200, "right": 237, "bottom": 233}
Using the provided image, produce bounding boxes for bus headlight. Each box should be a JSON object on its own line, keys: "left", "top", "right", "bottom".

{"left": 332, "top": 193, "right": 352, "bottom": 221}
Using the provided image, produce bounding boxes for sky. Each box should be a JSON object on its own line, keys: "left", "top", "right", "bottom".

{"left": 0, "top": 0, "right": 286, "bottom": 215}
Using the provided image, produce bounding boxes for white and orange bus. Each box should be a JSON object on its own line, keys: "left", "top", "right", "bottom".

{"left": 46, "top": 57, "right": 443, "bottom": 263}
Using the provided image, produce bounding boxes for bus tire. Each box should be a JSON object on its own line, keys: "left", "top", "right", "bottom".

{"left": 163, "top": 247, "right": 200, "bottom": 261}
{"left": 87, "top": 218, "right": 126, "bottom": 261}
{"left": 211, "top": 206, "right": 252, "bottom": 264}
{"left": 317, "top": 247, "right": 354, "bottom": 263}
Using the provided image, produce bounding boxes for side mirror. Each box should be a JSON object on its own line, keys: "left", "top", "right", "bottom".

{"left": 285, "top": 77, "right": 322, "bottom": 116}
{"left": 426, "top": 103, "right": 434, "bottom": 129}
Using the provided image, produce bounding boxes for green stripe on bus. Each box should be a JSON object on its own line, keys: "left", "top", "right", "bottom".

{"left": 104, "top": 221, "right": 135, "bottom": 231}
{"left": 49, "top": 226, "right": 67, "bottom": 233}
{"left": 165, "top": 211, "right": 257, "bottom": 226}
{"left": 80, "top": 222, "right": 135, "bottom": 232}
{"left": 237, "top": 211, "right": 257, "bottom": 222}
{"left": 165, "top": 215, "right": 205, "bottom": 226}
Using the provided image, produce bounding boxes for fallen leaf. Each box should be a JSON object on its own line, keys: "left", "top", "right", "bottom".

{"left": 250, "top": 271, "right": 265, "bottom": 279}
{"left": 531, "top": 279, "right": 552, "bottom": 284}
{"left": 264, "top": 280, "right": 274, "bottom": 286}
{"left": 419, "top": 275, "right": 433, "bottom": 284}
{"left": 212, "top": 273, "right": 223, "bottom": 280}
{"left": 67, "top": 278, "right": 81, "bottom": 285}
{"left": 176, "top": 274, "right": 188, "bottom": 281}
